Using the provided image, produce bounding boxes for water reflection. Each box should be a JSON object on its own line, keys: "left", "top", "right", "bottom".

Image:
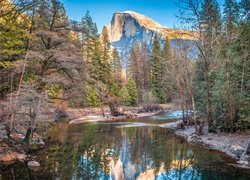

{"left": 1, "top": 122, "right": 250, "bottom": 180}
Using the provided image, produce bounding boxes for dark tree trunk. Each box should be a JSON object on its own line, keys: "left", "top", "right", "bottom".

{"left": 226, "top": 59, "right": 234, "bottom": 132}
{"left": 107, "top": 95, "right": 125, "bottom": 117}
{"left": 23, "top": 127, "right": 32, "bottom": 153}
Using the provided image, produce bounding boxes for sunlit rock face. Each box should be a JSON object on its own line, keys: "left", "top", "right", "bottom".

{"left": 110, "top": 11, "right": 158, "bottom": 43}
{"left": 108, "top": 11, "right": 198, "bottom": 70}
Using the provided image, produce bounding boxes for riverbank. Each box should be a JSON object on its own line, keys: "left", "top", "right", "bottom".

{"left": 68, "top": 112, "right": 160, "bottom": 124}
{"left": 0, "top": 121, "right": 52, "bottom": 165}
{"left": 2, "top": 103, "right": 248, "bottom": 170}
{"left": 67, "top": 104, "right": 174, "bottom": 124}
{"left": 0, "top": 104, "right": 173, "bottom": 164}
{"left": 160, "top": 121, "right": 250, "bottom": 168}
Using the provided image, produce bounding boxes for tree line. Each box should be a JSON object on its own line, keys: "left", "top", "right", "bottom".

{"left": 177, "top": 0, "right": 250, "bottom": 133}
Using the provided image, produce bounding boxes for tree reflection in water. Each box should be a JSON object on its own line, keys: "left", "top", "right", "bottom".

{"left": 1, "top": 122, "right": 250, "bottom": 179}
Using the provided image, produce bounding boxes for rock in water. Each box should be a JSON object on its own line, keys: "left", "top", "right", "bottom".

{"left": 28, "top": 161, "right": 40, "bottom": 168}
{"left": 107, "top": 11, "right": 198, "bottom": 70}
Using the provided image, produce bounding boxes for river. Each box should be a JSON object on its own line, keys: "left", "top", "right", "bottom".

{"left": 0, "top": 114, "right": 250, "bottom": 179}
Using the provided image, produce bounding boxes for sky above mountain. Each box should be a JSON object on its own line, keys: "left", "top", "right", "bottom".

{"left": 61, "top": 0, "right": 226, "bottom": 31}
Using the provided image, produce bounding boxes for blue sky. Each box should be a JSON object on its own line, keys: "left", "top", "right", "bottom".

{"left": 61, "top": 0, "right": 225, "bottom": 31}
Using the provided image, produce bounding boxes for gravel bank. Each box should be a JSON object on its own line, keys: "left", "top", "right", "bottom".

{"left": 160, "top": 121, "right": 250, "bottom": 168}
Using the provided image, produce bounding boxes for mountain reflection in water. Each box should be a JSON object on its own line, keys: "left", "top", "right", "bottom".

{"left": 0, "top": 121, "right": 250, "bottom": 180}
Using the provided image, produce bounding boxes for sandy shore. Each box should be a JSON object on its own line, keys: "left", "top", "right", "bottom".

{"left": 66, "top": 104, "right": 174, "bottom": 124}
{"left": 69, "top": 112, "right": 159, "bottom": 124}
{"left": 160, "top": 121, "right": 250, "bottom": 168}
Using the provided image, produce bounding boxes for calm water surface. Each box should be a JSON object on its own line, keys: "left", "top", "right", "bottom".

{"left": 1, "top": 117, "right": 250, "bottom": 180}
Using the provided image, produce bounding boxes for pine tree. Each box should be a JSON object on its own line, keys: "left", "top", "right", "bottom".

{"left": 86, "top": 84, "right": 101, "bottom": 107}
{"left": 82, "top": 14, "right": 102, "bottom": 81}
{"left": 120, "top": 85, "right": 131, "bottom": 106}
{"left": 163, "top": 36, "right": 172, "bottom": 61}
{"left": 129, "top": 46, "right": 137, "bottom": 79}
{"left": 222, "top": 0, "right": 240, "bottom": 132}
{"left": 100, "top": 26, "right": 111, "bottom": 84}
{"left": 81, "top": 11, "right": 97, "bottom": 62}
{"left": 199, "top": 0, "right": 222, "bottom": 129}
{"left": 201, "top": 0, "right": 222, "bottom": 35}
{"left": 150, "top": 34, "right": 167, "bottom": 103}
{"left": 70, "top": 20, "right": 81, "bottom": 41}
{"left": 223, "top": 0, "right": 239, "bottom": 37}
{"left": 91, "top": 31, "right": 103, "bottom": 81}
{"left": 0, "top": 18, "right": 27, "bottom": 63}
{"left": 0, "top": 1, "right": 28, "bottom": 97}
{"left": 162, "top": 36, "right": 173, "bottom": 101}
{"left": 127, "top": 77, "right": 138, "bottom": 106}
{"left": 141, "top": 42, "right": 150, "bottom": 91}
{"left": 111, "top": 48, "right": 122, "bottom": 82}
{"left": 109, "top": 80, "right": 122, "bottom": 98}
{"left": 129, "top": 42, "right": 144, "bottom": 103}
{"left": 239, "top": 0, "right": 250, "bottom": 21}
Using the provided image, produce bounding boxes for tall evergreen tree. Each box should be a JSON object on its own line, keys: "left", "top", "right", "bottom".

{"left": 239, "top": 0, "right": 250, "bottom": 21}
{"left": 129, "top": 42, "right": 144, "bottom": 103}
{"left": 163, "top": 36, "right": 172, "bottom": 61}
{"left": 162, "top": 36, "right": 174, "bottom": 101}
{"left": 0, "top": 0, "right": 28, "bottom": 97}
{"left": 223, "top": 0, "right": 239, "bottom": 37}
{"left": 141, "top": 41, "right": 150, "bottom": 91}
{"left": 111, "top": 48, "right": 122, "bottom": 82}
{"left": 100, "top": 26, "right": 111, "bottom": 84}
{"left": 91, "top": 29, "right": 103, "bottom": 81}
{"left": 81, "top": 11, "right": 96, "bottom": 62}
{"left": 82, "top": 13, "right": 102, "bottom": 81}
{"left": 199, "top": 0, "right": 221, "bottom": 129}
{"left": 70, "top": 20, "right": 81, "bottom": 41}
{"left": 129, "top": 46, "right": 137, "bottom": 79}
{"left": 220, "top": 0, "right": 240, "bottom": 132}
{"left": 201, "top": 0, "right": 222, "bottom": 35}
{"left": 109, "top": 48, "right": 122, "bottom": 101}
{"left": 127, "top": 77, "right": 138, "bottom": 106}
{"left": 150, "top": 34, "right": 167, "bottom": 103}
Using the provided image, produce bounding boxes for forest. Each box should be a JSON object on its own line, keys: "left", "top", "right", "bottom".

{"left": 0, "top": 0, "right": 250, "bottom": 178}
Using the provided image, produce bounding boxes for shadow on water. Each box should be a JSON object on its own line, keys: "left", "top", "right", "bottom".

{"left": 1, "top": 120, "right": 250, "bottom": 180}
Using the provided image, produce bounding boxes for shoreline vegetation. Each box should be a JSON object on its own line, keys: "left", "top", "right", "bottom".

{"left": 160, "top": 121, "right": 250, "bottom": 169}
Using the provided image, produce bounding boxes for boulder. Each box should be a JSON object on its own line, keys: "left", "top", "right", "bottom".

{"left": 28, "top": 161, "right": 40, "bottom": 168}
{"left": 0, "top": 130, "right": 8, "bottom": 140}
{"left": 0, "top": 151, "right": 26, "bottom": 163}
{"left": 10, "top": 132, "right": 25, "bottom": 140}
{"left": 0, "top": 152, "right": 15, "bottom": 162}
{"left": 17, "top": 153, "right": 27, "bottom": 162}
{"left": 228, "top": 145, "right": 244, "bottom": 159}
{"left": 238, "top": 154, "right": 250, "bottom": 166}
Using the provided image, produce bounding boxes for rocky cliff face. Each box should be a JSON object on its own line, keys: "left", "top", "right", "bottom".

{"left": 107, "top": 11, "right": 198, "bottom": 69}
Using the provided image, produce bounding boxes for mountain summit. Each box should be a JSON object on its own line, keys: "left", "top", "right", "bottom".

{"left": 107, "top": 11, "right": 197, "bottom": 69}
{"left": 109, "top": 11, "right": 195, "bottom": 42}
